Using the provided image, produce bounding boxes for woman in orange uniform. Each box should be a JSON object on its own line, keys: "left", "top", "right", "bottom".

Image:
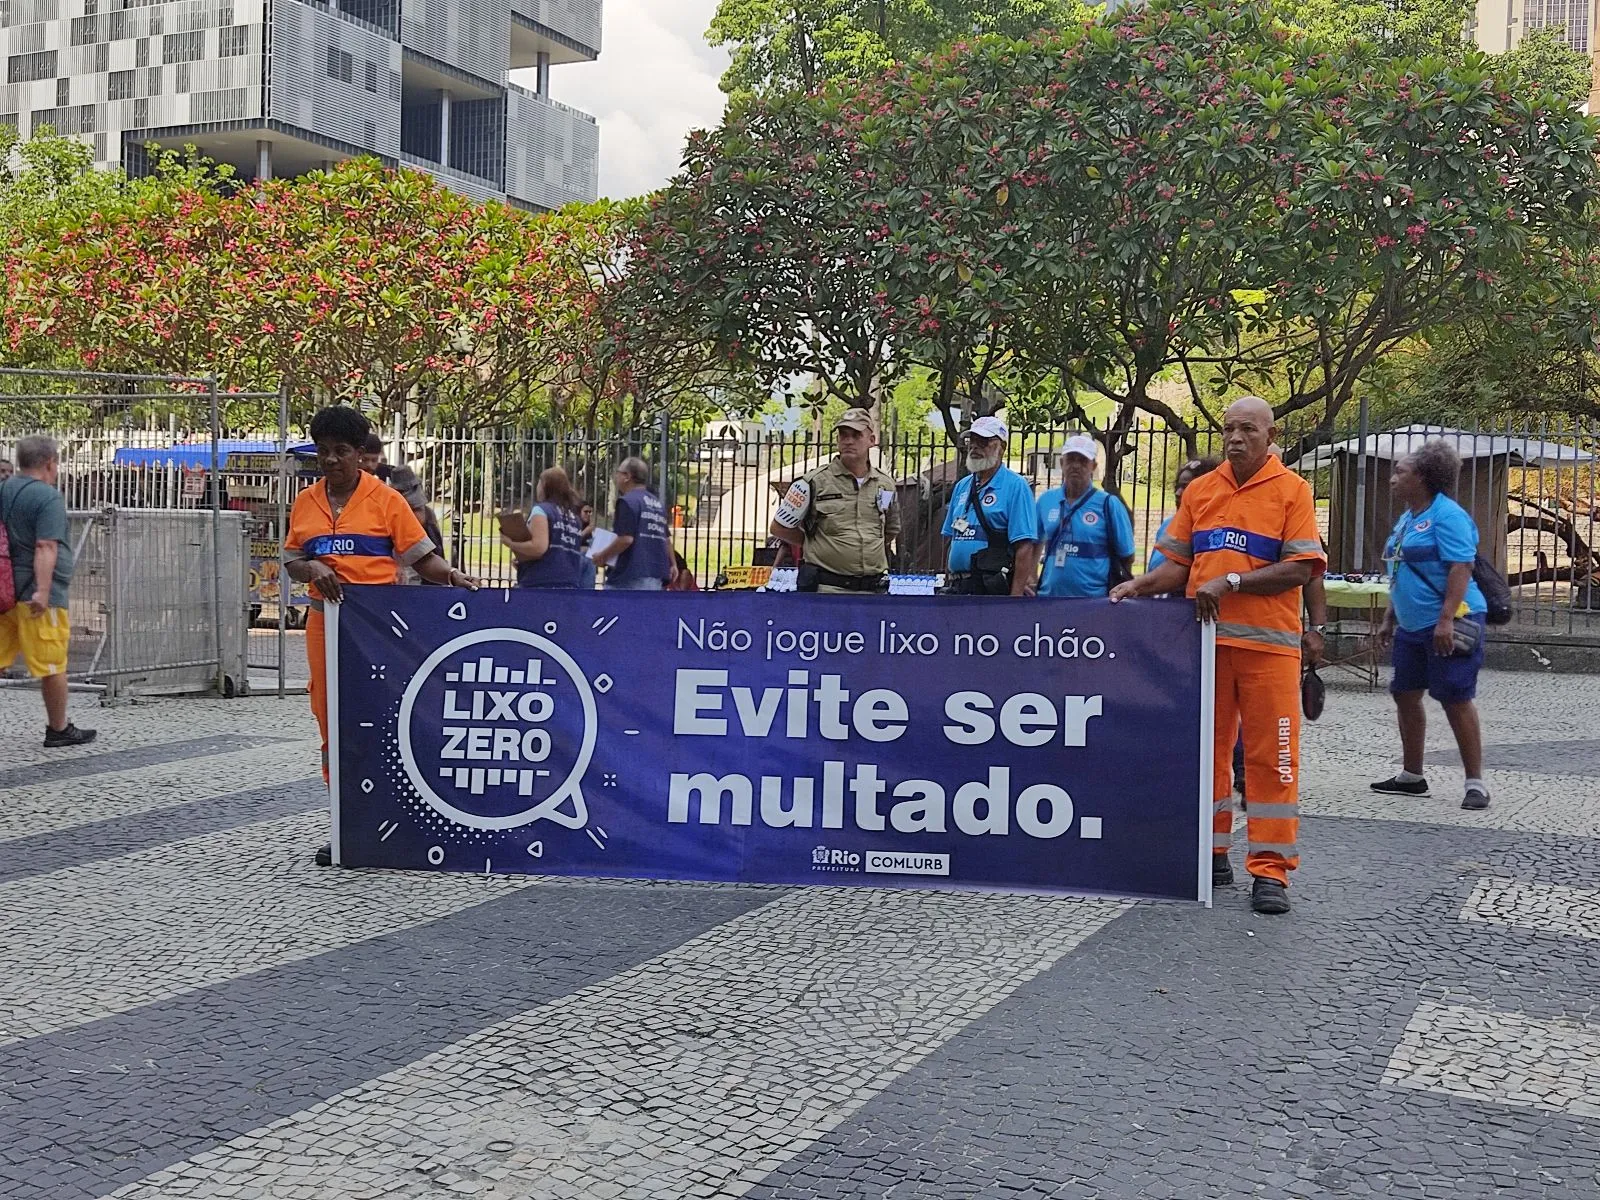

{"left": 282, "top": 407, "right": 477, "bottom": 863}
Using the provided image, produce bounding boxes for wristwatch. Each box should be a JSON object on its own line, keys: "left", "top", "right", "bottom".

{"left": 1308, "top": 624, "right": 1327, "bottom": 634}
{"left": 1226, "top": 572, "right": 1242, "bottom": 592}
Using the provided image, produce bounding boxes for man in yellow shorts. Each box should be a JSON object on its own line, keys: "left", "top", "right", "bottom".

{"left": 1, "top": 437, "right": 95, "bottom": 747}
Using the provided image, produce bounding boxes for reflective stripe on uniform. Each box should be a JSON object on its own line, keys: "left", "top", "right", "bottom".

{"left": 1215, "top": 622, "right": 1303, "bottom": 650}
{"left": 1248, "top": 838, "right": 1299, "bottom": 857}
{"left": 1243, "top": 801, "right": 1298, "bottom": 822}
{"left": 1155, "top": 533, "right": 1191, "bottom": 563}
{"left": 1281, "top": 539, "right": 1324, "bottom": 558}
{"left": 1213, "top": 831, "right": 1233, "bottom": 850}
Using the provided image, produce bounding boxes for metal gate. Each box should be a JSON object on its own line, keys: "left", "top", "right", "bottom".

{"left": 0, "top": 367, "right": 271, "bottom": 697}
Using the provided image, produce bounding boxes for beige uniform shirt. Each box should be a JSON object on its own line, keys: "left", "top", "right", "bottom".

{"left": 798, "top": 458, "right": 901, "bottom": 578}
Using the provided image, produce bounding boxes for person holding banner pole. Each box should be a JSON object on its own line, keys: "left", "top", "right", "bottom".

{"left": 282, "top": 407, "right": 479, "bottom": 866}
{"left": 1111, "top": 397, "right": 1325, "bottom": 915}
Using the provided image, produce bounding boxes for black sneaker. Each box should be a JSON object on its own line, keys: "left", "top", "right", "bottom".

{"left": 1462, "top": 786, "right": 1491, "bottom": 811}
{"left": 314, "top": 843, "right": 333, "bottom": 867}
{"left": 1251, "top": 878, "right": 1291, "bottom": 915}
{"left": 1213, "top": 854, "right": 1235, "bottom": 887}
{"left": 43, "top": 723, "right": 97, "bottom": 748}
{"left": 1371, "top": 775, "right": 1429, "bottom": 797}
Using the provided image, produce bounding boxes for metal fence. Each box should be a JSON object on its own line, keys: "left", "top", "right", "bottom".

{"left": 0, "top": 368, "right": 268, "bottom": 696}
{"left": 388, "top": 417, "right": 1599, "bottom": 639}
{"left": 8, "top": 405, "right": 1599, "bottom": 675}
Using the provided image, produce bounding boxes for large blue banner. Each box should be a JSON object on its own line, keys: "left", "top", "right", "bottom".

{"left": 329, "top": 587, "right": 1213, "bottom": 902}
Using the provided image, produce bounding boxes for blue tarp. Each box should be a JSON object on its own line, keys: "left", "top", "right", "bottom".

{"left": 112, "top": 441, "right": 280, "bottom": 470}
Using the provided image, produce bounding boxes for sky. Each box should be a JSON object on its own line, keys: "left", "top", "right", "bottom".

{"left": 529, "top": 0, "right": 731, "bottom": 201}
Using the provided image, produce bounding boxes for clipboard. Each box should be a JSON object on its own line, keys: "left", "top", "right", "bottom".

{"left": 497, "top": 510, "right": 533, "bottom": 542}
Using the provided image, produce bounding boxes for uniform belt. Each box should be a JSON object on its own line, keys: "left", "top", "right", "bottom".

{"left": 815, "top": 569, "right": 886, "bottom": 592}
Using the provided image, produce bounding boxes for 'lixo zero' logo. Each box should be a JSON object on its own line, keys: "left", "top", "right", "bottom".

{"left": 397, "top": 628, "right": 596, "bottom": 831}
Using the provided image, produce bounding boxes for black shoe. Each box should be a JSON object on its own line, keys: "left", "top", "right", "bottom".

{"left": 1212, "top": 855, "right": 1235, "bottom": 887}
{"left": 1251, "top": 878, "right": 1291, "bottom": 915}
{"left": 314, "top": 843, "right": 333, "bottom": 867}
{"left": 43, "top": 723, "right": 97, "bottom": 748}
{"left": 1462, "top": 787, "right": 1491, "bottom": 811}
{"left": 1371, "top": 775, "right": 1429, "bottom": 797}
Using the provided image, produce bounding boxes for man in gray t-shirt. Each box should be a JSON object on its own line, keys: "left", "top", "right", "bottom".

{"left": 1, "top": 436, "right": 95, "bottom": 747}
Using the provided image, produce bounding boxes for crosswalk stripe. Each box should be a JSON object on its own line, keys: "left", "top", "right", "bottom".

{"left": 0, "top": 742, "right": 318, "bottom": 845}
{"left": 1382, "top": 1000, "right": 1600, "bottom": 1119}
{"left": 100, "top": 889, "right": 1128, "bottom": 1199}
{"left": 1461, "top": 877, "right": 1600, "bottom": 942}
{"left": 0, "top": 811, "right": 540, "bottom": 1047}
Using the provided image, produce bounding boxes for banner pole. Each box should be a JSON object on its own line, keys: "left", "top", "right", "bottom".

{"left": 327, "top": 601, "right": 342, "bottom": 867}
{"left": 1198, "top": 619, "right": 1216, "bottom": 908}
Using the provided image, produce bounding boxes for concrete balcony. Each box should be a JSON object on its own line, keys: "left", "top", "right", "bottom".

{"left": 505, "top": 83, "right": 598, "bottom": 211}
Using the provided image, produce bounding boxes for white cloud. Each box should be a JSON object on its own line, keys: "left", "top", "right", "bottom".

{"left": 522, "top": 0, "right": 731, "bottom": 200}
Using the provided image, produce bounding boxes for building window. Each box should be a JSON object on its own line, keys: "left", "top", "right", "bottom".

{"left": 136, "top": 38, "right": 150, "bottom": 67}
{"left": 325, "top": 47, "right": 353, "bottom": 84}
{"left": 147, "top": 66, "right": 162, "bottom": 95}
{"left": 163, "top": 31, "right": 204, "bottom": 64}
{"left": 109, "top": 11, "right": 127, "bottom": 40}
{"left": 78, "top": 104, "right": 96, "bottom": 134}
{"left": 7, "top": 51, "right": 58, "bottom": 84}
{"left": 175, "top": 63, "right": 190, "bottom": 93}
{"left": 218, "top": 25, "right": 248, "bottom": 57}
{"left": 109, "top": 69, "right": 136, "bottom": 101}
{"left": 56, "top": 77, "right": 69, "bottom": 107}
{"left": 365, "top": 61, "right": 379, "bottom": 92}
{"left": 95, "top": 41, "right": 109, "bottom": 73}
{"left": 149, "top": 9, "right": 162, "bottom": 36}
{"left": 133, "top": 98, "right": 149, "bottom": 128}
{"left": 70, "top": 15, "right": 99, "bottom": 45}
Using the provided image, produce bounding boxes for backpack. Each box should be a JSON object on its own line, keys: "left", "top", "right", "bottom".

{"left": 1471, "top": 554, "right": 1514, "bottom": 626}
{"left": 0, "top": 478, "right": 34, "bottom": 616}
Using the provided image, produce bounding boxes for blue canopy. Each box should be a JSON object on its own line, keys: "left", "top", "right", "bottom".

{"left": 112, "top": 441, "right": 282, "bottom": 469}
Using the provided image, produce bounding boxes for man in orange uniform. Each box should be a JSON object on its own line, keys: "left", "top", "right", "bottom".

{"left": 283, "top": 407, "right": 477, "bottom": 864}
{"left": 1113, "top": 397, "right": 1324, "bottom": 914}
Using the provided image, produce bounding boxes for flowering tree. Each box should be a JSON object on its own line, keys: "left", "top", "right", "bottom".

{"left": 645, "top": 0, "right": 1600, "bottom": 464}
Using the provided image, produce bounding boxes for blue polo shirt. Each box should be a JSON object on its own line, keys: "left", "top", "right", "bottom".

{"left": 942, "top": 467, "right": 1042, "bottom": 574}
{"left": 1384, "top": 493, "right": 1487, "bottom": 632}
{"left": 1037, "top": 486, "right": 1135, "bottom": 598}
{"left": 1149, "top": 515, "right": 1175, "bottom": 572}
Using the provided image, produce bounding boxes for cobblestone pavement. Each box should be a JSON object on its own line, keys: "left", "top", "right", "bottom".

{"left": 2, "top": 670, "right": 1598, "bottom": 1199}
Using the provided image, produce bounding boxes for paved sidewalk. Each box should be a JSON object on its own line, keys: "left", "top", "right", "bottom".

{"left": 1, "top": 671, "right": 1598, "bottom": 1199}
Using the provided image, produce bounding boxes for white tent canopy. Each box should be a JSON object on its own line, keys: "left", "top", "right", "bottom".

{"left": 1297, "top": 424, "right": 1595, "bottom": 472}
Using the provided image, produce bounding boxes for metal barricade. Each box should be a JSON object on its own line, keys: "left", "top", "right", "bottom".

{"left": 56, "top": 507, "right": 251, "bottom": 698}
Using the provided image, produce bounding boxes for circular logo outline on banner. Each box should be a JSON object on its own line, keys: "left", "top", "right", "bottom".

{"left": 398, "top": 627, "right": 597, "bottom": 831}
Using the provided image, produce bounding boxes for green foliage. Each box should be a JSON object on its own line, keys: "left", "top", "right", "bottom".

{"left": 1498, "top": 24, "right": 1594, "bottom": 105}
{"left": 706, "top": 0, "right": 1093, "bottom": 98}
{"left": 1273, "top": 0, "right": 1472, "bottom": 59}
{"left": 644, "top": 0, "right": 1600, "bottom": 461}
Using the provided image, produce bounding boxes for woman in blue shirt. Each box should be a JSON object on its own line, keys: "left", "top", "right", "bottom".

{"left": 1148, "top": 457, "right": 1219, "bottom": 572}
{"left": 1372, "top": 440, "right": 1490, "bottom": 810}
{"left": 503, "top": 468, "right": 587, "bottom": 589}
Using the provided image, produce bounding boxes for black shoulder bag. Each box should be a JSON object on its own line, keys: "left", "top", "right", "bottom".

{"left": 965, "top": 484, "right": 1016, "bottom": 596}
{"left": 1399, "top": 558, "right": 1484, "bottom": 657}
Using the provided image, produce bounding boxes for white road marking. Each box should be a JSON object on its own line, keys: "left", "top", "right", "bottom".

{"left": 0, "top": 811, "right": 539, "bottom": 1046}
{"left": 102, "top": 889, "right": 1129, "bottom": 1199}
{"left": 1383, "top": 1000, "right": 1600, "bottom": 1119}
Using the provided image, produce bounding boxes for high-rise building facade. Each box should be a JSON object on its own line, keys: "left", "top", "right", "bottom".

{"left": 1471, "top": 0, "right": 1600, "bottom": 107}
{"left": 0, "top": 0, "right": 601, "bottom": 211}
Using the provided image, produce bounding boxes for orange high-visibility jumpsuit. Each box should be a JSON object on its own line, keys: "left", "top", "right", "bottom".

{"left": 283, "top": 472, "right": 433, "bottom": 782}
{"left": 1154, "top": 457, "right": 1325, "bottom": 886}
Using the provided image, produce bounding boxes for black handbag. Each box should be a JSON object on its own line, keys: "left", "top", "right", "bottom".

{"left": 965, "top": 486, "right": 1015, "bottom": 596}
{"left": 1401, "top": 561, "right": 1484, "bottom": 657}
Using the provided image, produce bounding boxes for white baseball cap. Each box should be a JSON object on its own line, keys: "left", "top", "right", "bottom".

{"left": 1060, "top": 435, "right": 1099, "bottom": 462}
{"left": 968, "top": 416, "right": 1008, "bottom": 441}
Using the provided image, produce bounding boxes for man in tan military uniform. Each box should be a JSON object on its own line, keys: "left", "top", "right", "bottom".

{"left": 769, "top": 409, "right": 901, "bottom": 594}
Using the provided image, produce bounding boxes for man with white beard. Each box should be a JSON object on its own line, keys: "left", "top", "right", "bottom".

{"left": 941, "top": 416, "right": 1042, "bottom": 597}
